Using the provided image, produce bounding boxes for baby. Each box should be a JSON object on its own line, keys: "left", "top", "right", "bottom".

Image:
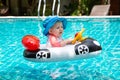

{"left": 43, "top": 16, "right": 72, "bottom": 47}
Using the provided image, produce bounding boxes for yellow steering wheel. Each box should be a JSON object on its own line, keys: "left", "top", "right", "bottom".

{"left": 72, "top": 28, "right": 87, "bottom": 44}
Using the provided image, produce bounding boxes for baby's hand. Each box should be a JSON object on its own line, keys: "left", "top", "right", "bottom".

{"left": 66, "top": 38, "right": 73, "bottom": 44}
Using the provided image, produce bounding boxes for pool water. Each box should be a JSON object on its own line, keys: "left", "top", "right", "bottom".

{"left": 0, "top": 17, "right": 120, "bottom": 80}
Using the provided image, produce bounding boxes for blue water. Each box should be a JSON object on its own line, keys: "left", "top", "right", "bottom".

{"left": 0, "top": 17, "right": 120, "bottom": 80}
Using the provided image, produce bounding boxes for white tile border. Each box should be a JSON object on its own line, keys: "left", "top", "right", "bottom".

{"left": 0, "top": 16, "right": 120, "bottom": 18}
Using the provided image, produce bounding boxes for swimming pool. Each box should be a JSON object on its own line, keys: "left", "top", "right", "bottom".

{"left": 0, "top": 16, "right": 120, "bottom": 80}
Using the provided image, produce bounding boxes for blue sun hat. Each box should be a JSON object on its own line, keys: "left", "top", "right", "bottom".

{"left": 43, "top": 16, "right": 67, "bottom": 36}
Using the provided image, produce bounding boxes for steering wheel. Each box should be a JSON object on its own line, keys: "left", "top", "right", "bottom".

{"left": 72, "top": 28, "right": 87, "bottom": 44}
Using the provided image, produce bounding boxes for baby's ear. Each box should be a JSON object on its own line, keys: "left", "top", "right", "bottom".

{"left": 49, "top": 29, "right": 52, "bottom": 34}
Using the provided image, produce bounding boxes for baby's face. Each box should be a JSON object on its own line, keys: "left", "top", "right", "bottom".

{"left": 49, "top": 22, "right": 63, "bottom": 37}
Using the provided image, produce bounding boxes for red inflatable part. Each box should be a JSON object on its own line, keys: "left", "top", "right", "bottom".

{"left": 22, "top": 35, "right": 40, "bottom": 51}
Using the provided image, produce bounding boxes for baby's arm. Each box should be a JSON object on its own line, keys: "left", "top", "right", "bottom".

{"left": 60, "top": 39, "right": 73, "bottom": 46}
{"left": 49, "top": 36, "right": 73, "bottom": 47}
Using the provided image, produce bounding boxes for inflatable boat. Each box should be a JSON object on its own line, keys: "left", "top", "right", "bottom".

{"left": 22, "top": 28, "right": 102, "bottom": 62}
{"left": 23, "top": 38, "right": 102, "bottom": 62}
